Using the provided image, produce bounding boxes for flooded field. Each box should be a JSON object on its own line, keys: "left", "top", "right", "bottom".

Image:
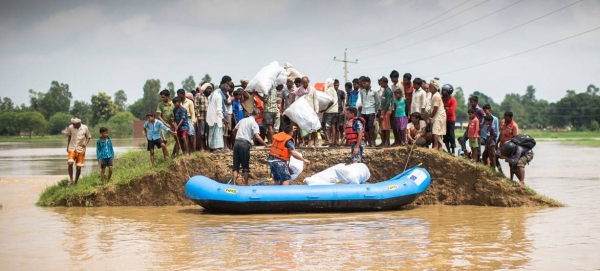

{"left": 0, "top": 142, "right": 599, "bottom": 270}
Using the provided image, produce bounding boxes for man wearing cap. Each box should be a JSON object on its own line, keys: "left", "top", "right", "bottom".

{"left": 66, "top": 116, "right": 91, "bottom": 186}
{"left": 231, "top": 109, "right": 270, "bottom": 186}
{"left": 240, "top": 77, "right": 249, "bottom": 90}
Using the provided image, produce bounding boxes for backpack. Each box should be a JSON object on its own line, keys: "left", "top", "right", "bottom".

{"left": 511, "top": 134, "right": 536, "bottom": 149}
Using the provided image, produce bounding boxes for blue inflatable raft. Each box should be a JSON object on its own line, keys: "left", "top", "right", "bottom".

{"left": 185, "top": 166, "right": 431, "bottom": 214}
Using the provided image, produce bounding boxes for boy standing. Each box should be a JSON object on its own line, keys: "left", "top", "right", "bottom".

{"left": 172, "top": 97, "right": 190, "bottom": 156}
{"left": 482, "top": 115, "right": 498, "bottom": 170}
{"left": 66, "top": 116, "right": 91, "bottom": 186}
{"left": 345, "top": 108, "right": 366, "bottom": 163}
{"left": 379, "top": 77, "right": 393, "bottom": 147}
{"left": 144, "top": 112, "right": 172, "bottom": 167}
{"left": 467, "top": 108, "right": 480, "bottom": 163}
{"left": 358, "top": 77, "right": 379, "bottom": 147}
{"left": 96, "top": 127, "right": 114, "bottom": 185}
{"left": 156, "top": 89, "right": 174, "bottom": 145}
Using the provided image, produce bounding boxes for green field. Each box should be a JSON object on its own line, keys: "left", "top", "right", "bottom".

{"left": 520, "top": 130, "right": 600, "bottom": 139}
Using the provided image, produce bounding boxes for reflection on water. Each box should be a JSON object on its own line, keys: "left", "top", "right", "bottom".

{"left": 0, "top": 142, "right": 600, "bottom": 270}
{"left": 0, "top": 139, "right": 134, "bottom": 176}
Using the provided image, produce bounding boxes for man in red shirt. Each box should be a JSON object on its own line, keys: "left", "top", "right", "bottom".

{"left": 499, "top": 111, "right": 519, "bottom": 148}
{"left": 442, "top": 84, "right": 457, "bottom": 155}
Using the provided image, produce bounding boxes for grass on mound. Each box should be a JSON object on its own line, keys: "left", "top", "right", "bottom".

{"left": 37, "top": 147, "right": 192, "bottom": 207}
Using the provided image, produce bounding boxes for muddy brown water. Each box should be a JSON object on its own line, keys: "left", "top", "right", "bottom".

{"left": 1, "top": 142, "right": 599, "bottom": 270}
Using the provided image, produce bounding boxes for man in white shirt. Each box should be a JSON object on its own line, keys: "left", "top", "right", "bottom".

{"left": 411, "top": 78, "right": 426, "bottom": 115}
{"left": 358, "top": 76, "right": 380, "bottom": 147}
{"left": 301, "top": 77, "right": 320, "bottom": 148}
{"left": 66, "top": 116, "right": 91, "bottom": 186}
{"left": 232, "top": 109, "right": 269, "bottom": 185}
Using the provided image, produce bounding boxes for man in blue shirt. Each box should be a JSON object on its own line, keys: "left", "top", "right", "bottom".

{"left": 144, "top": 111, "right": 173, "bottom": 167}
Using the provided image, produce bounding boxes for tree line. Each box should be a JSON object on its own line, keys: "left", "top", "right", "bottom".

{"left": 0, "top": 74, "right": 212, "bottom": 138}
{"left": 0, "top": 77, "right": 597, "bottom": 138}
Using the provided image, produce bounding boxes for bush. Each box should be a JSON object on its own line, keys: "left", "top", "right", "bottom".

{"left": 589, "top": 120, "right": 599, "bottom": 132}
{"left": 93, "top": 111, "right": 138, "bottom": 138}
{"left": 48, "top": 112, "right": 72, "bottom": 134}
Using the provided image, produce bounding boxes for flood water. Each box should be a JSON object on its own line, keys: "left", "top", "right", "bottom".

{"left": 1, "top": 141, "right": 599, "bottom": 270}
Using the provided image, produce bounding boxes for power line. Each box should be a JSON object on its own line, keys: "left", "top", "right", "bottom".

{"left": 359, "top": 0, "right": 583, "bottom": 71}
{"left": 349, "top": 0, "right": 472, "bottom": 53}
{"left": 360, "top": 0, "right": 526, "bottom": 60}
{"left": 428, "top": 25, "right": 600, "bottom": 77}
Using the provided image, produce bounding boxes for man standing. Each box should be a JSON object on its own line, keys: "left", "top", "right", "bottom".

{"left": 323, "top": 78, "right": 339, "bottom": 147}
{"left": 195, "top": 84, "right": 211, "bottom": 151}
{"left": 301, "top": 77, "right": 320, "bottom": 148}
{"left": 261, "top": 84, "right": 280, "bottom": 144}
{"left": 379, "top": 77, "right": 393, "bottom": 147}
{"left": 157, "top": 89, "right": 174, "bottom": 145}
{"left": 410, "top": 78, "right": 425, "bottom": 115}
{"left": 427, "top": 79, "right": 446, "bottom": 151}
{"left": 66, "top": 116, "right": 91, "bottom": 186}
{"left": 207, "top": 84, "right": 226, "bottom": 152}
{"left": 347, "top": 78, "right": 360, "bottom": 109}
{"left": 358, "top": 76, "right": 380, "bottom": 147}
{"left": 335, "top": 79, "right": 346, "bottom": 146}
{"left": 177, "top": 89, "right": 196, "bottom": 154}
{"left": 442, "top": 84, "right": 457, "bottom": 155}
{"left": 499, "top": 111, "right": 519, "bottom": 178}
{"left": 402, "top": 73, "right": 414, "bottom": 117}
{"left": 232, "top": 109, "right": 269, "bottom": 186}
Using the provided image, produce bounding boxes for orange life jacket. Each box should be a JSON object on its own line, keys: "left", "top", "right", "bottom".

{"left": 345, "top": 117, "right": 366, "bottom": 144}
{"left": 269, "top": 132, "right": 294, "bottom": 161}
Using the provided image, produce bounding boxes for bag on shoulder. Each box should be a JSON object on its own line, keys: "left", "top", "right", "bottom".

{"left": 511, "top": 134, "right": 536, "bottom": 149}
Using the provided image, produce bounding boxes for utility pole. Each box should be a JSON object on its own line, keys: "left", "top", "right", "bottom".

{"left": 333, "top": 48, "right": 358, "bottom": 83}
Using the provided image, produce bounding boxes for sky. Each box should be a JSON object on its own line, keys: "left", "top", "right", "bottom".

{"left": 1, "top": 0, "right": 599, "bottom": 107}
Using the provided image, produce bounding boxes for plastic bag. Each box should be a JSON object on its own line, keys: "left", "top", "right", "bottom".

{"left": 284, "top": 62, "right": 303, "bottom": 79}
{"left": 335, "top": 163, "right": 371, "bottom": 184}
{"left": 283, "top": 97, "right": 321, "bottom": 132}
{"left": 316, "top": 91, "right": 333, "bottom": 112}
{"left": 246, "top": 61, "right": 289, "bottom": 97}
{"left": 356, "top": 93, "right": 362, "bottom": 108}
{"left": 289, "top": 153, "right": 304, "bottom": 181}
{"left": 304, "top": 163, "right": 345, "bottom": 185}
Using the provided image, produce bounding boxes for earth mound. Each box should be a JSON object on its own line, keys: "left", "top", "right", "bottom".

{"left": 48, "top": 146, "right": 561, "bottom": 207}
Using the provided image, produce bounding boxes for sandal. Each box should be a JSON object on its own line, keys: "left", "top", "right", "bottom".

{"left": 512, "top": 183, "right": 522, "bottom": 187}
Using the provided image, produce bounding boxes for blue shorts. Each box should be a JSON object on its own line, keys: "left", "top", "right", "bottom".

{"left": 100, "top": 158, "right": 113, "bottom": 169}
{"left": 350, "top": 143, "right": 364, "bottom": 162}
{"left": 269, "top": 160, "right": 291, "bottom": 183}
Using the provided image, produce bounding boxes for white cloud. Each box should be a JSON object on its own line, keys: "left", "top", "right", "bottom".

{"left": 32, "top": 4, "right": 104, "bottom": 38}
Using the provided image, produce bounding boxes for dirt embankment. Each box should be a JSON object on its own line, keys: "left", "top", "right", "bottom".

{"left": 60, "top": 147, "right": 561, "bottom": 207}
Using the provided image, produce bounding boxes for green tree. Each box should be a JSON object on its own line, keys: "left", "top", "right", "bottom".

{"left": 94, "top": 111, "right": 138, "bottom": 138}
{"left": 586, "top": 84, "right": 599, "bottom": 96}
{"left": 589, "top": 120, "right": 600, "bottom": 131}
{"left": 28, "top": 89, "right": 43, "bottom": 111}
{"left": 70, "top": 100, "right": 92, "bottom": 125}
{"left": 16, "top": 111, "right": 48, "bottom": 138}
{"left": 0, "top": 97, "right": 14, "bottom": 113}
{"left": 0, "top": 111, "right": 19, "bottom": 135}
{"left": 91, "top": 92, "right": 117, "bottom": 126}
{"left": 114, "top": 90, "right": 127, "bottom": 111}
{"left": 550, "top": 92, "right": 600, "bottom": 128}
{"left": 182, "top": 75, "right": 196, "bottom": 93}
{"left": 453, "top": 87, "right": 468, "bottom": 122}
{"left": 48, "top": 112, "right": 72, "bottom": 134}
{"left": 471, "top": 91, "right": 500, "bottom": 112}
{"left": 202, "top": 74, "right": 212, "bottom": 84}
{"left": 129, "top": 79, "right": 161, "bottom": 119}
{"left": 38, "top": 81, "right": 72, "bottom": 119}
{"left": 167, "top": 82, "right": 175, "bottom": 97}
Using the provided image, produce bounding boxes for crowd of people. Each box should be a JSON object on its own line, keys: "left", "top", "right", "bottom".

{"left": 62, "top": 69, "right": 534, "bottom": 188}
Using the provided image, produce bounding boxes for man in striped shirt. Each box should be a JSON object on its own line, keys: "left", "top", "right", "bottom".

{"left": 96, "top": 127, "right": 114, "bottom": 185}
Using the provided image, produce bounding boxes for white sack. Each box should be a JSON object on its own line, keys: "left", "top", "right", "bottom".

{"left": 335, "top": 163, "right": 371, "bottom": 184}
{"left": 284, "top": 62, "right": 303, "bottom": 79}
{"left": 289, "top": 153, "right": 304, "bottom": 181}
{"left": 316, "top": 91, "right": 333, "bottom": 112}
{"left": 246, "top": 61, "right": 289, "bottom": 97}
{"left": 283, "top": 97, "right": 321, "bottom": 132}
{"left": 304, "top": 163, "right": 345, "bottom": 185}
